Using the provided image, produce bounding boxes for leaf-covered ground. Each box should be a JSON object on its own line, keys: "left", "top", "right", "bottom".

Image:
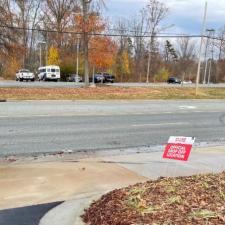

{"left": 0, "top": 87, "right": 225, "bottom": 100}
{"left": 82, "top": 172, "right": 225, "bottom": 225}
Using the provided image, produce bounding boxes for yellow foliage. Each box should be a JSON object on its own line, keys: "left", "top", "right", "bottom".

{"left": 47, "top": 46, "right": 60, "bottom": 65}
{"left": 154, "top": 68, "right": 169, "bottom": 82}
{"left": 116, "top": 50, "right": 130, "bottom": 76}
{"left": 122, "top": 51, "right": 130, "bottom": 75}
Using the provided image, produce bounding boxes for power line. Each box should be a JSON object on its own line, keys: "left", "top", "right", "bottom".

{"left": 107, "top": 28, "right": 196, "bottom": 36}
{"left": 0, "top": 24, "right": 206, "bottom": 38}
{"left": 0, "top": 24, "right": 224, "bottom": 40}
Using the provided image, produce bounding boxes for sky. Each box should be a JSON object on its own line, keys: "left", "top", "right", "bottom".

{"left": 104, "top": 0, "right": 225, "bottom": 35}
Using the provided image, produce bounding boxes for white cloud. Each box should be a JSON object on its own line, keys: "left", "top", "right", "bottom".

{"left": 166, "top": 0, "right": 225, "bottom": 22}
{"left": 106, "top": 0, "right": 225, "bottom": 33}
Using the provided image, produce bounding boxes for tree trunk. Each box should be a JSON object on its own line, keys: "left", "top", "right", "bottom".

{"left": 83, "top": 0, "right": 89, "bottom": 87}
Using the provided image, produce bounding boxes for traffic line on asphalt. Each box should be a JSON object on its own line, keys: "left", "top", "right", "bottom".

{"left": 179, "top": 105, "right": 197, "bottom": 109}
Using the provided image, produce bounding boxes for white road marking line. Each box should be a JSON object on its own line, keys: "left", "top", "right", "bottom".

{"left": 132, "top": 122, "right": 189, "bottom": 127}
{"left": 179, "top": 105, "right": 197, "bottom": 109}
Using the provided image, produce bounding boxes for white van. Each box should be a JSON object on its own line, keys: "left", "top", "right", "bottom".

{"left": 38, "top": 65, "right": 60, "bottom": 81}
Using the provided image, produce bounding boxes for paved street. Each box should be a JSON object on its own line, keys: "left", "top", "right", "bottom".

{"left": 1, "top": 80, "right": 225, "bottom": 88}
{"left": 109, "top": 82, "right": 225, "bottom": 88}
{"left": 0, "top": 202, "right": 62, "bottom": 225}
{"left": 0, "top": 80, "right": 83, "bottom": 88}
{"left": 0, "top": 100, "right": 224, "bottom": 156}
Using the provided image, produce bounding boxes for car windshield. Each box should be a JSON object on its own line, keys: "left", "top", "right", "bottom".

{"left": 20, "top": 69, "right": 30, "bottom": 73}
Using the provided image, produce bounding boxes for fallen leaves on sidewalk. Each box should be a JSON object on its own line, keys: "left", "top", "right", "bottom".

{"left": 82, "top": 172, "right": 225, "bottom": 225}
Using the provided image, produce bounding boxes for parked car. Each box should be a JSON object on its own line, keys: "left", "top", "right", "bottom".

{"left": 89, "top": 74, "right": 105, "bottom": 83}
{"left": 38, "top": 65, "right": 60, "bottom": 82}
{"left": 67, "top": 74, "right": 83, "bottom": 82}
{"left": 16, "top": 69, "right": 35, "bottom": 82}
{"left": 167, "top": 77, "right": 182, "bottom": 84}
{"left": 103, "top": 73, "right": 115, "bottom": 83}
{"left": 182, "top": 80, "right": 193, "bottom": 84}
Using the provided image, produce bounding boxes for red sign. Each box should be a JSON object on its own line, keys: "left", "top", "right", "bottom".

{"left": 163, "top": 136, "right": 195, "bottom": 161}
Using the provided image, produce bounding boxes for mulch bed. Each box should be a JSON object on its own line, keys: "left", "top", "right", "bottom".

{"left": 82, "top": 172, "right": 225, "bottom": 225}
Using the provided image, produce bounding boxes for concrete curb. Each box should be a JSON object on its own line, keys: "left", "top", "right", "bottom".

{"left": 39, "top": 192, "right": 103, "bottom": 225}
{"left": 33, "top": 146, "right": 225, "bottom": 225}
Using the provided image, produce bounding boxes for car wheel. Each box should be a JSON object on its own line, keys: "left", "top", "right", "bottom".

{"left": 19, "top": 78, "right": 23, "bottom": 82}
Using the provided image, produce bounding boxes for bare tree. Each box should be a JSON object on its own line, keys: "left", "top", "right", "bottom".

{"left": 176, "top": 37, "right": 196, "bottom": 81}
{"left": 144, "top": 0, "right": 169, "bottom": 82}
{"left": 0, "top": 0, "right": 23, "bottom": 77}
{"left": 131, "top": 10, "right": 148, "bottom": 82}
{"left": 216, "top": 26, "right": 225, "bottom": 60}
{"left": 13, "top": 0, "right": 42, "bottom": 67}
{"left": 214, "top": 27, "right": 225, "bottom": 82}
{"left": 42, "top": 0, "right": 76, "bottom": 47}
{"left": 0, "top": 0, "right": 16, "bottom": 56}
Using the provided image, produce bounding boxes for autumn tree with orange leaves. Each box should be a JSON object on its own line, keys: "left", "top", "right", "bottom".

{"left": 74, "top": 11, "right": 118, "bottom": 73}
{"left": 73, "top": 11, "right": 105, "bottom": 35}
{"left": 89, "top": 37, "right": 117, "bottom": 71}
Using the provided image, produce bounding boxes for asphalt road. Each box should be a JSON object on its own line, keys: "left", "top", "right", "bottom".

{"left": 0, "top": 100, "right": 225, "bottom": 156}
{"left": 1, "top": 80, "right": 225, "bottom": 88}
{"left": 110, "top": 82, "right": 225, "bottom": 88}
{"left": 0, "top": 80, "right": 83, "bottom": 88}
{"left": 0, "top": 202, "right": 62, "bottom": 225}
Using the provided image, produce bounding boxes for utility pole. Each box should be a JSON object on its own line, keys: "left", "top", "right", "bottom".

{"left": 39, "top": 44, "right": 42, "bottom": 67}
{"left": 196, "top": 2, "right": 207, "bottom": 96}
{"left": 203, "top": 29, "right": 214, "bottom": 84}
{"left": 219, "top": 38, "right": 223, "bottom": 61}
{"left": 207, "top": 58, "right": 212, "bottom": 84}
{"left": 146, "top": 44, "right": 151, "bottom": 83}
{"left": 207, "top": 29, "right": 215, "bottom": 84}
{"left": 203, "top": 31, "right": 210, "bottom": 84}
{"left": 82, "top": 0, "right": 90, "bottom": 87}
{"left": 76, "top": 36, "right": 80, "bottom": 76}
{"left": 46, "top": 32, "right": 48, "bottom": 66}
{"left": 38, "top": 41, "right": 46, "bottom": 67}
{"left": 146, "top": 34, "right": 153, "bottom": 83}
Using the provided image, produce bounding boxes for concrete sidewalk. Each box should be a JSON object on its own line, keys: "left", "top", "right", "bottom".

{"left": 0, "top": 159, "right": 146, "bottom": 210}
{"left": 39, "top": 146, "right": 225, "bottom": 225}
{"left": 0, "top": 146, "right": 225, "bottom": 225}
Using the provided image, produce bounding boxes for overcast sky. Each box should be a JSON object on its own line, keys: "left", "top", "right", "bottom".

{"left": 105, "top": 0, "right": 225, "bottom": 35}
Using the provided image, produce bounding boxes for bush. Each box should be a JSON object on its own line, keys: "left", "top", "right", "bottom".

{"left": 60, "top": 64, "right": 76, "bottom": 81}
{"left": 3, "top": 57, "right": 21, "bottom": 80}
{"left": 154, "top": 68, "right": 169, "bottom": 82}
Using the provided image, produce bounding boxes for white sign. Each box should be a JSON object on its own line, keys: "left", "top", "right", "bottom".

{"left": 168, "top": 136, "right": 195, "bottom": 145}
